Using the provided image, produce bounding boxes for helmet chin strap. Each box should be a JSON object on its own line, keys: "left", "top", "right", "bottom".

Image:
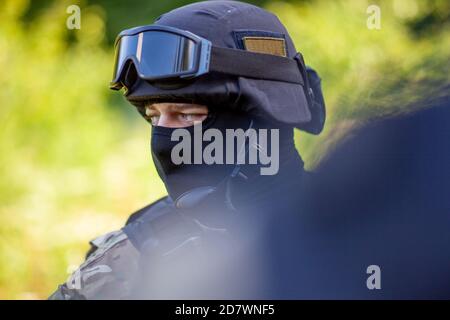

{"left": 174, "top": 119, "right": 255, "bottom": 210}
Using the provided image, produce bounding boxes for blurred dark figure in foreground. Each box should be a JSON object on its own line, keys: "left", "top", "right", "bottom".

{"left": 275, "top": 96, "right": 450, "bottom": 299}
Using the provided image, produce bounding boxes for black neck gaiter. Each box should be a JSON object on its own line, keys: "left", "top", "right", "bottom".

{"left": 151, "top": 110, "right": 304, "bottom": 209}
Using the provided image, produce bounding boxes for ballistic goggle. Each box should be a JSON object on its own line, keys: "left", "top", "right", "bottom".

{"left": 110, "top": 25, "right": 307, "bottom": 91}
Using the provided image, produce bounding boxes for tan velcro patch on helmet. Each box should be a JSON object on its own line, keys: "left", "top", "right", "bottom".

{"left": 242, "top": 36, "right": 287, "bottom": 57}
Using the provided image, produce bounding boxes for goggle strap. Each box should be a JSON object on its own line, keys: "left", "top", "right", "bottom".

{"left": 210, "top": 46, "right": 304, "bottom": 85}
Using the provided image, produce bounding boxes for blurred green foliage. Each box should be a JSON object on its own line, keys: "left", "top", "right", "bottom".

{"left": 0, "top": 0, "right": 448, "bottom": 299}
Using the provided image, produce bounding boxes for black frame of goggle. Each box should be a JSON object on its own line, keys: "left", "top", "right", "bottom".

{"left": 110, "top": 25, "right": 212, "bottom": 90}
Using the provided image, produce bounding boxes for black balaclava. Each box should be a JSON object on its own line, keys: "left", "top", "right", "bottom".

{"left": 149, "top": 104, "right": 304, "bottom": 209}
{"left": 150, "top": 108, "right": 249, "bottom": 206}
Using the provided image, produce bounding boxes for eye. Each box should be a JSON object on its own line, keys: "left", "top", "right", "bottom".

{"left": 180, "top": 114, "right": 193, "bottom": 122}
{"left": 180, "top": 113, "right": 207, "bottom": 123}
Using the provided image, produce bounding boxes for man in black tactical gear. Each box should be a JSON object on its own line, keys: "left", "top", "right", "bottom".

{"left": 50, "top": 0, "right": 450, "bottom": 300}
{"left": 49, "top": 0, "right": 326, "bottom": 299}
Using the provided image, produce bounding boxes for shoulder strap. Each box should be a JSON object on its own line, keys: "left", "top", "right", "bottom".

{"left": 122, "top": 198, "right": 202, "bottom": 253}
{"left": 125, "top": 196, "right": 171, "bottom": 225}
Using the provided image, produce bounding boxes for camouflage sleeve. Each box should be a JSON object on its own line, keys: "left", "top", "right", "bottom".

{"left": 48, "top": 230, "right": 140, "bottom": 300}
